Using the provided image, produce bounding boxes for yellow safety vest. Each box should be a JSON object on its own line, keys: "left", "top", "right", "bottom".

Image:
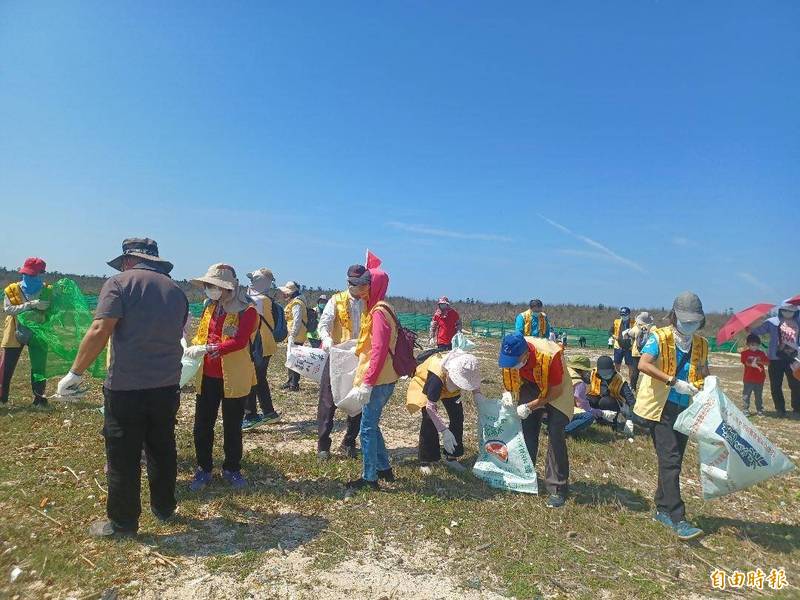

{"left": 501, "top": 336, "right": 574, "bottom": 420}
{"left": 612, "top": 317, "right": 633, "bottom": 350}
{"left": 354, "top": 301, "right": 399, "bottom": 387}
{"left": 588, "top": 370, "right": 626, "bottom": 401}
{"left": 285, "top": 297, "right": 308, "bottom": 344}
{"left": 193, "top": 303, "right": 257, "bottom": 398}
{"left": 634, "top": 327, "right": 708, "bottom": 422}
{"left": 2, "top": 282, "right": 51, "bottom": 348}
{"left": 406, "top": 352, "right": 460, "bottom": 414}
{"left": 522, "top": 309, "right": 548, "bottom": 338}
{"left": 330, "top": 290, "right": 356, "bottom": 344}
{"left": 256, "top": 296, "right": 278, "bottom": 357}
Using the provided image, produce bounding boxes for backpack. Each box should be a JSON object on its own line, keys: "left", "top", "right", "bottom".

{"left": 269, "top": 299, "right": 288, "bottom": 343}
{"left": 305, "top": 305, "right": 319, "bottom": 334}
{"left": 374, "top": 301, "right": 418, "bottom": 377}
{"left": 250, "top": 318, "right": 267, "bottom": 370}
{"left": 415, "top": 347, "right": 444, "bottom": 365}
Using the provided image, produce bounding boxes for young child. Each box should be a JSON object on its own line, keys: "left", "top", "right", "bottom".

{"left": 741, "top": 333, "right": 769, "bottom": 416}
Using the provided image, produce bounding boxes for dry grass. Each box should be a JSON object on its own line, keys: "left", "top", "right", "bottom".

{"left": 1, "top": 339, "right": 798, "bottom": 599}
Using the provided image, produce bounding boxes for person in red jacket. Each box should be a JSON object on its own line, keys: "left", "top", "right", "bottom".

{"left": 428, "top": 297, "right": 461, "bottom": 350}
{"left": 741, "top": 333, "right": 770, "bottom": 416}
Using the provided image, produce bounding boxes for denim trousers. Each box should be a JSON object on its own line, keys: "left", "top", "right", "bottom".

{"left": 359, "top": 382, "right": 396, "bottom": 482}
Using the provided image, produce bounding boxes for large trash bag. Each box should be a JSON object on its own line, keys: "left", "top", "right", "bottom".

{"left": 285, "top": 345, "right": 327, "bottom": 383}
{"left": 673, "top": 376, "right": 796, "bottom": 500}
{"left": 473, "top": 394, "right": 538, "bottom": 494}
{"left": 330, "top": 340, "right": 360, "bottom": 416}
{"left": 17, "top": 278, "right": 106, "bottom": 381}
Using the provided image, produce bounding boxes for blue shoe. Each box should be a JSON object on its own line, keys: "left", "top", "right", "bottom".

{"left": 545, "top": 494, "right": 566, "bottom": 508}
{"left": 189, "top": 468, "right": 212, "bottom": 492}
{"left": 262, "top": 411, "right": 281, "bottom": 424}
{"left": 222, "top": 470, "right": 247, "bottom": 490}
{"left": 673, "top": 520, "right": 704, "bottom": 541}
{"left": 241, "top": 414, "right": 264, "bottom": 431}
{"left": 653, "top": 511, "right": 674, "bottom": 530}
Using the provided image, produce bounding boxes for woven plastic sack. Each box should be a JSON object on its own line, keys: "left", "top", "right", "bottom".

{"left": 17, "top": 278, "right": 106, "bottom": 381}
{"left": 180, "top": 354, "right": 202, "bottom": 387}
{"left": 673, "top": 376, "right": 796, "bottom": 500}
{"left": 473, "top": 394, "right": 538, "bottom": 494}
{"left": 329, "top": 340, "right": 361, "bottom": 416}
{"left": 451, "top": 332, "right": 476, "bottom": 351}
{"left": 285, "top": 345, "right": 327, "bottom": 383}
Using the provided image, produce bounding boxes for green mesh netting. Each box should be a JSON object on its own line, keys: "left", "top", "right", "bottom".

{"left": 17, "top": 278, "right": 107, "bottom": 381}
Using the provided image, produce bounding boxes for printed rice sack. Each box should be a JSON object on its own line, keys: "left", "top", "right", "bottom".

{"left": 473, "top": 394, "right": 538, "bottom": 494}
{"left": 673, "top": 376, "right": 796, "bottom": 500}
{"left": 285, "top": 345, "right": 327, "bottom": 383}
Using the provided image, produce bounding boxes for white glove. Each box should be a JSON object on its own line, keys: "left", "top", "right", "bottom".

{"left": 355, "top": 384, "right": 373, "bottom": 407}
{"left": 30, "top": 299, "right": 50, "bottom": 311}
{"left": 56, "top": 370, "right": 83, "bottom": 397}
{"left": 621, "top": 328, "right": 632, "bottom": 339}
{"left": 180, "top": 337, "right": 188, "bottom": 350}
{"left": 600, "top": 410, "right": 617, "bottom": 423}
{"left": 441, "top": 428, "right": 457, "bottom": 454}
{"left": 184, "top": 345, "right": 209, "bottom": 360}
{"left": 428, "top": 338, "right": 436, "bottom": 347}
{"left": 321, "top": 337, "right": 333, "bottom": 352}
{"left": 672, "top": 379, "right": 699, "bottom": 396}
{"left": 517, "top": 403, "right": 532, "bottom": 419}
{"left": 501, "top": 391, "right": 515, "bottom": 408}
{"left": 623, "top": 420, "right": 634, "bottom": 437}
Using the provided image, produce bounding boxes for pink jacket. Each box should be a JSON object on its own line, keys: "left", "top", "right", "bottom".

{"left": 362, "top": 268, "right": 392, "bottom": 386}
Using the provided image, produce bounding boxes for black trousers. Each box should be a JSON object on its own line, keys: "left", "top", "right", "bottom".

{"left": 419, "top": 396, "right": 464, "bottom": 464}
{"left": 317, "top": 355, "right": 361, "bottom": 451}
{"left": 0, "top": 346, "right": 46, "bottom": 403}
{"left": 437, "top": 343, "right": 453, "bottom": 351}
{"left": 244, "top": 355, "right": 273, "bottom": 417}
{"left": 629, "top": 356, "right": 641, "bottom": 391}
{"left": 519, "top": 382, "right": 570, "bottom": 495}
{"left": 768, "top": 358, "right": 800, "bottom": 413}
{"left": 286, "top": 368, "right": 301, "bottom": 387}
{"left": 649, "top": 401, "right": 689, "bottom": 523}
{"left": 193, "top": 376, "right": 245, "bottom": 473}
{"left": 102, "top": 385, "right": 180, "bottom": 532}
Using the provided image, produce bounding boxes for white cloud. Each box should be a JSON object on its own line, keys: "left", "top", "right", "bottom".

{"left": 738, "top": 272, "right": 776, "bottom": 295}
{"left": 671, "top": 236, "right": 697, "bottom": 248}
{"left": 540, "top": 215, "right": 647, "bottom": 273}
{"left": 386, "top": 221, "right": 513, "bottom": 242}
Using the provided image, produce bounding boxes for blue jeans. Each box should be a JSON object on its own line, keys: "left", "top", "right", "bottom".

{"left": 360, "top": 382, "right": 396, "bottom": 482}
{"left": 565, "top": 411, "right": 595, "bottom": 436}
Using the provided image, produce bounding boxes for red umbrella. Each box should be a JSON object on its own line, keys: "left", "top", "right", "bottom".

{"left": 717, "top": 303, "right": 776, "bottom": 345}
{"left": 783, "top": 294, "right": 800, "bottom": 306}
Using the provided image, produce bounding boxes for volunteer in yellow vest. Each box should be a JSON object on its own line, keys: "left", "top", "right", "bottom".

{"left": 625, "top": 311, "right": 655, "bottom": 391}
{"left": 635, "top": 292, "right": 710, "bottom": 541}
{"left": 586, "top": 355, "right": 636, "bottom": 436}
{"left": 185, "top": 264, "right": 257, "bottom": 492}
{"left": 609, "top": 306, "right": 635, "bottom": 378}
{"left": 279, "top": 280, "right": 307, "bottom": 392}
{"left": 242, "top": 267, "right": 280, "bottom": 429}
{"left": 344, "top": 266, "right": 400, "bottom": 495}
{"left": 406, "top": 349, "right": 482, "bottom": 475}
{"left": 316, "top": 265, "right": 367, "bottom": 460}
{"left": 499, "top": 332, "right": 574, "bottom": 508}
{"left": 514, "top": 298, "right": 551, "bottom": 339}
{"left": 1, "top": 257, "right": 51, "bottom": 407}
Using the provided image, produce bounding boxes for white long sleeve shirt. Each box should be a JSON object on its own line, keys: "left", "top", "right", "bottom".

{"left": 318, "top": 292, "right": 364, "bottom": 343}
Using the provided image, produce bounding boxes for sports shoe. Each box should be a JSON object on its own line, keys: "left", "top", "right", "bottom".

{"left": 653, "top": 511, "right": 674, "bottom": 530}
{"left": 339, "top": 445, "right": 359, "bottom": 459}
{"left": 673, "top": 520, "right": 704, "bottom": 541}
{"left": 241, "top": 414, "right": 265, "bottom": 430}
{"left": 262, "top": 411, "right": 281, "bottom": 424}
{"left": 189, "top": 468, "right": 212, "bottom": 492}
{"left": 88, "top": 519, "right": 135, "bottom": 538}
{"left": 32, "top": 397, "right": 49, "bottom": 408}
{"left": 545, "top": 494, "right": 566, "bottom": 508}
{"left": 152, "top": 506, "right": 178, "bottom": 523}
{"left": 377, "top": 468, "right": 395, "bottom": 482}
{"left": 222, "top": 470, "right": 248, "bottom": 490}
{"left": 444, "top": 459, "right": 466, "bottom": 473}
{"left": 344, "top": 478, "right": 379, "bottom": 497}
{"left": 756, "top": 410, "right": 765, "bottom": 417}
{"left": 317, "top": 450, "right": 332, "bottom": 461}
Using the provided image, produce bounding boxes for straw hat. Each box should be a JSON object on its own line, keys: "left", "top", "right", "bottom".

{"left": 190, "top": 263, "right": 238, "bottom": 291}
{"left": 442, "top": 350, "right": 482, "bottom": 391}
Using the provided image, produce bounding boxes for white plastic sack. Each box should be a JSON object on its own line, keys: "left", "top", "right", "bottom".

{"left": 285, "top": 346, "right": 327, "bottom": 383}
{"left": 330, "top": 340, "right": 361, "bottom": 416}
{"left": 451, "top": 332, "right": 476, "bottom": 351}
{"left": 674, "top": 376, "right": 796, "bottom": 500}
{"left": 180, "top": 354, "right": 202, "bottom": 387}
{"left": 473, "top": 394, "right": 538, "bottom": 494}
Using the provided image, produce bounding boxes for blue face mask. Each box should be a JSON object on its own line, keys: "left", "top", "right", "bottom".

{"left": 21, "top": 274, "right": 43, "bottom": 296}
{"left": 676, "top": 320, "right": 701, "bottom": 336}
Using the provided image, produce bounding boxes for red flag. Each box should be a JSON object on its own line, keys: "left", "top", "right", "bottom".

{"left": 365, "top": 249, "right": 382, "bottom": 269}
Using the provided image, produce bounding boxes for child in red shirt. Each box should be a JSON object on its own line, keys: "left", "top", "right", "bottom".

{"left": 741, "top": 333, "right": 770, "bottom": 416}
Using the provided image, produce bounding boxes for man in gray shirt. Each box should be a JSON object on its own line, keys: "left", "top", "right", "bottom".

{"left": 57, "top": 238, "right": 188, "bottom": 538}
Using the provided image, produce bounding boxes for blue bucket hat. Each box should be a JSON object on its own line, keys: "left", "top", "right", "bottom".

{"left": 498, "top": 332, "right": 529, "bottom": 368}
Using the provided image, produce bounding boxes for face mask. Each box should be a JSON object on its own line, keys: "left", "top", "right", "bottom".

{"left": 676, "top": 320, "right": 701, "bottom": 335}
{"left": 21, "top": 274, "right": 43, "bottom": 295}
{"left": 438, "top": 305, "right": 448, "bottom": 312}
{"left": 780, "top": 310, "right": 795, "bottom": 321}
{"left": 205, "top": 287, "right": 223, "bottom": 301}
{"left": 598, "top": 369, "right": 615, "bottom": 381}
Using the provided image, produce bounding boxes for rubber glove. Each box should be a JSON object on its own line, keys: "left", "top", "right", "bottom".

{"left": 600, "top": 410, "right": 617, "bottom": 423}
{"left": 501, "top": 391, "right": 515, "bottom": 408}
{"left": 517, "top": 403, "right": 532, "bottom": 419}
{"left": 184, "top": 345, "right": 209, "bottom": 360}
{"left": 441, "top": 428, "right": 457, "bottom": 454}
{"left": 623, "top": 420, "right": 634, "bottom": 437}
{"left": 180, "top": 337, "right": 188, "bottom": 350}
{"left": 428, "top": 338, "right": 436, "bottom": 347}
{"left": 672, "top": 380, "right": 699, "bottom": 396}
{"left": 355, "top": 384, "right": 373, "bottom": 406}
{"left": 56, "top": 370, "right": 83, "bottom": 397}
{"left": 30, "top": 299, "right": 50, "bottom": 311}
{"left": 621, "top": 329, "right": 632, "bottom": 339}
{"left": 321, "top": 337, "right": 333, "bottom": 352}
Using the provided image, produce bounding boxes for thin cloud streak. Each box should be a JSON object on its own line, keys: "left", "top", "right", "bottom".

{"left": 738, "top": 272, "right": 776, "bottom": 295}
{"left": 386, "top": 221, "right": 513, "bottom": 242}
{"left": 541, "top": 215, "right": 647, "bottom": 273}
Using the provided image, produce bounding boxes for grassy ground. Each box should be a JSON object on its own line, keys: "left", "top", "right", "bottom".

{"left": 1, "top": 338, "right": 798, "bottom": 599}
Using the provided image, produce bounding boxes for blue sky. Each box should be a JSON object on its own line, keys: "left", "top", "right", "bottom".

{"left": 1, "top": 2, "right": 796, "bottom": 311}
